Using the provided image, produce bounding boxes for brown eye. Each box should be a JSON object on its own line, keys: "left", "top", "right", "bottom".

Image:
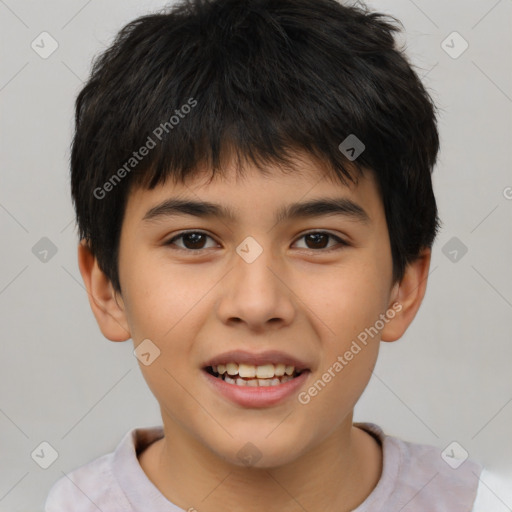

{"left": 165, "top": 230, "right": 347, "bottom": 253}
{"left": 294, "top": 231, "right": 347, "bottom": 251}
{"left": 165, "top": 231, "right": 217, "bottom": 251}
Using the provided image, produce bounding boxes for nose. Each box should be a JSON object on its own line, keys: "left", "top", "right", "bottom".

{"left": 215, "top": 241, "right": 296, "bottom": 332}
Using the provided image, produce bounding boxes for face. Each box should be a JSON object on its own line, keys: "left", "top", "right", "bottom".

{"left": 115, "top": 154, "right": 398, "bottom": 467}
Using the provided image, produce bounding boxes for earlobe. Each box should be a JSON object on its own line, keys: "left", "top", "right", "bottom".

{"left": 77, "top": 240, "right": 131, "bottom": 342}
{"left": 381, "top": 248, "right": 432, "bottom": 342}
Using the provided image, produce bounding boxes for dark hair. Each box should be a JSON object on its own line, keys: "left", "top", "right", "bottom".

{"left": 71, "top": 0, "right": 440, "bottom": 294}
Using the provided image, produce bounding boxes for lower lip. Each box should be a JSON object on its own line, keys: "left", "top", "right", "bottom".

{"left": 202, "top": 370, "right": 310, "bottom": 408}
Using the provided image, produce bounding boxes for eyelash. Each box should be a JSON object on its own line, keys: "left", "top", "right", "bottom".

{"left": 164, "top": 230, "right": 348, "bottom": 253}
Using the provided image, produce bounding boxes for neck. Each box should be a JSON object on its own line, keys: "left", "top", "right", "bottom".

{"left": 139, "top": 413, "right": 383, "bottom": 512}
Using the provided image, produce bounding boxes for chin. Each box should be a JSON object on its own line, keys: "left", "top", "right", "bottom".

{"left": 207, "top": 431, "right": 310, "bottom": 470}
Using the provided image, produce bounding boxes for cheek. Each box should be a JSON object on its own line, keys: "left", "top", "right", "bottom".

{"left": 301, "top": 263, "right": 388, "bottom": 413}
{"left": 121, "top": 254, "right": 213, "bottom": 341}
{"left": 306, "top": 262, "right": 390, "bottom": 343}
{"left": 125, "top": 268, "right": 206, "bottom": 416}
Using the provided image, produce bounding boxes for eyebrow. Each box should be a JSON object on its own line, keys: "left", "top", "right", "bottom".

{"left": 142, "top": 197, "right": 370, "bottom": 225}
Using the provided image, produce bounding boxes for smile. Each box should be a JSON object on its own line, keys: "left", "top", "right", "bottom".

{"left": 206, "top": 362, "right": 303, "bottom": 387}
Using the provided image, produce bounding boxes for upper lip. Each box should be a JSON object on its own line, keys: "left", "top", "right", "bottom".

{"left": 203, "top": 350, "right": 311, "bottom": 372}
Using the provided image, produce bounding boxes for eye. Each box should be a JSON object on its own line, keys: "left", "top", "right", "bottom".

{"left": 164, "top": 230, "right": 347, "bottom": 253}
{"left": 165, "top": 231, "right": 218, "bottom": 251}
{"left": 292, "top": 231, "right": 348, "bottom": 252}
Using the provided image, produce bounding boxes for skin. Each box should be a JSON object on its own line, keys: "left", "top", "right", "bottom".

{"left": 78, "top": 153, "right": 431, "bottom": 512}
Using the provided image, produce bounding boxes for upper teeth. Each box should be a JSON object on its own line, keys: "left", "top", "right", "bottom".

{"left": 213, "top": 363, "right": 295, "bottom": 378}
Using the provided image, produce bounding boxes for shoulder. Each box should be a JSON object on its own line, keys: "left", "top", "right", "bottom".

{"left": 43, "top": 429, "right": 141, "bottom": 512}
{"left": 44, "top": 426, "right": 165, "bottom": 512}
{"left": 403, "top": 438, "right": 480, "bottom": 481}
{"left": 44, "top": 451, "right": 130, "bottom": 512}
{"left": 356, "top": 423, "right": 483, "bottom": 511}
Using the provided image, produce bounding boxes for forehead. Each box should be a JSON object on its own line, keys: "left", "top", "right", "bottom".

{"left": 124, "top": 154, "right": 382, "bottom": 226}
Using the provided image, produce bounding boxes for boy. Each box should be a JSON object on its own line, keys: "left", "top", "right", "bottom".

{"left": 45, "top": 0, "right": 495, "bottom": 510}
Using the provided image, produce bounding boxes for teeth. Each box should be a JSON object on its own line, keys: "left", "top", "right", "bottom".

{"left": 256, "top": 364, "right": 274, "bottom": 379}
{"left": 209, "top": 361, "right": 305, "bottom": 387}
{"left": 226, "top": 362, "right": 238, "bottom": 375}
{"left": 213, "top": 362, "right": 297, "bottom": 379}
{"left": 224, "top": 375, "right": 236, "bottom": 384}
{"left": 216, "top": 371, "right": 303, "bottom": 387}
{"left": 238, "top": 364, "right": 257, "bottom": 378}
{"left": 274, "top": 363, "right": 285, "bottom": 376}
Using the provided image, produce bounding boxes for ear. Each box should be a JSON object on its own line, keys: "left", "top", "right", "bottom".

{"left": 381, "top": 248, "right": 432, "bottom": 342}
{"left": 77, "top": 240, "right": 131, "bottom": 342}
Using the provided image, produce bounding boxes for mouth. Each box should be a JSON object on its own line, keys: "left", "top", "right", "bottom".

{"left": 201, "top": 350, "right": 312, "bottom": 407}
{"left": 204, "top": 363, "right": 306, "bottom": 387}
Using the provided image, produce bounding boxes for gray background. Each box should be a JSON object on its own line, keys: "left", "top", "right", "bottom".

{"left": 1, "top": 0, "right": 511, "bottom": 510}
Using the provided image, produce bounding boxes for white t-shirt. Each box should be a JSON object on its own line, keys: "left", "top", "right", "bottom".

{"left": 44, "top": 422, "right": 510, "bottom": 511}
